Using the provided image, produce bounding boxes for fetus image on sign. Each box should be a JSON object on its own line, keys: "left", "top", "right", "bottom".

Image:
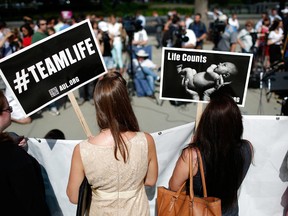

{"left": 177, "top": 62, "right": 238, "bottom": 101}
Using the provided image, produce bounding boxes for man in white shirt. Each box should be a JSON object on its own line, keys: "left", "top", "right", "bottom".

{"left": 132, "top": 20, "right": 148, "bottom": 48}
{"left": 177, "top": 21, "right": 196, "bottom": 49}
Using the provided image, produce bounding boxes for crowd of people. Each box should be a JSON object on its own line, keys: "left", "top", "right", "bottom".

{"left": 1, "top": 7, "right": 288, "bottom": 215}
{"left": 1, "top": 6, "right": 288, "bottom": 123}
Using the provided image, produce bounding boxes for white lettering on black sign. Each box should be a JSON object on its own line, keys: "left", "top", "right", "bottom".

{"left": 13, "top": 38, "right": 95, "bottom": 94}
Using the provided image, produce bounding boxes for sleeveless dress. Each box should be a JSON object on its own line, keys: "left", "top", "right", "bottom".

{"left": 79, "top": 132, "right": 150, "bottom": 216}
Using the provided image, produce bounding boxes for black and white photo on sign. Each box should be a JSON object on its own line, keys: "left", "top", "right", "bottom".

{"left": 160, "top": 47, "right": 253, "bottom": 106}
{"left": 0, "top": 19, "right": 106, "bottom": 117}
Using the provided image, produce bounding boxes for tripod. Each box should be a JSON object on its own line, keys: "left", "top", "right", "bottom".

{"left": 258, "top": 61, "right": 286, "bottom": 115}
{"left": 125, "top": 34, "right": 137, "bottom": 98}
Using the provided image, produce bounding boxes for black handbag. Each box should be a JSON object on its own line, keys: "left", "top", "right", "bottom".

{"left": 76, "top": 177, "right": 92, "bottom": 216}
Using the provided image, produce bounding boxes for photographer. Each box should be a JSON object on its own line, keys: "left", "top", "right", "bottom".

{"left": 97, "top": 21, "right": 115, "bottom": 72}
{"left": 132, "top": 19, "right": 148, "bottom": 48}
{"left": 215, "top": 14, "right": 238, "bottom": 52}
{"left": 173, "top": 20, "right": 196, "bottom": 49}
{"left": 0, "top": 26, "right": 21, "bottom": 58}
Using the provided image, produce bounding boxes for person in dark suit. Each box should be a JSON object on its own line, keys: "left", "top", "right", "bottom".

{"left": 0, "top": 90, "right": 50, "bottom": 216}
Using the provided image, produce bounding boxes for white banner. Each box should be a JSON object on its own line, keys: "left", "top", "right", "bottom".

{"left": 27, "top": 116, "right": 288, "bottom": 216}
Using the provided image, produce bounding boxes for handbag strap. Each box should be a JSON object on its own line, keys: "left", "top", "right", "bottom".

{"left": 196, "top": 148, "right": 207, "bottom": 197}
{"left": 188, "top": 148, "right": 208, "bottom": 198}
{"left": 175, "top": 148, "right": 208, "bottom": 199}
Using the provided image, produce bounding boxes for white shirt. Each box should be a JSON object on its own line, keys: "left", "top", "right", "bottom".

{"left": 133, "top": 58, "right": 156, "bottom": 69}
{"left": 133, "top": 29, "right": 148, "bottom": 45}
{"left": 108, "top": 22, "right": 122, "bottom": 44}
{"left": 268, "top": 28, "right": 284, "bottom": 45}
{"left": 228, "top": 18, "right": 240, "bottom": 30}
{"left": 237, "top": 28, "right": 254, "bottom": 52}
{"left": 182, "top": 29, "right": 197, "bottom": 47}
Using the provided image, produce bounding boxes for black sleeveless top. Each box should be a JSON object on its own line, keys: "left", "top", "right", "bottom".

{"left": 191, "top": 141, "right": 252, "bottom": 216}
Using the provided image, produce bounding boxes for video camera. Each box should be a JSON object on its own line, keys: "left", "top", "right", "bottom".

{"left": 173, "top": 25, "right": 189, "bottom": 48}
{"left": 122, "top": 16, "right": 143, "bottom": 38}
{"left": 211, "top": 20, "right": 226, "bottom": 48}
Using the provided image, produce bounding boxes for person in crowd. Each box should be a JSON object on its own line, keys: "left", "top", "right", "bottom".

{"left": 91, "top": 19, "right": 99, "bottom": 36}
{"left": 135, "top": 10, "right": 146, "bottom": 28}
{"left": 31, "top": 17, "right": 60, "bottom": 116}
{"left": 47, "top": 26, "right": 56, "bottom": 36}
{"left": 256, "top": 16, "right": 271, "bottom": 69}
{"left": 108, "top": 14, "right": 124, "bottom": 74}
{"left": 206, "top": 7, "right": 223, "bottom": 40}
{"left": 163, "top": 10, "right": 177, "bottom": 32}
{"left": 32, "top": 17, "right": 48, "bottom": 43}
{"left": 237, "top": 20, "right": 257, "bottom": 53}
{"left": 0, "top": 23, "right": 32, "bottom": 123}
{"left": 216, "top": 14, "right": 238, "bottom": 52}
{"left": 133, "top": 49, "right": 160, "bottom": 95}
{"left": 20, "top": 23, "right": 34, "bottom": 47}
{"left": 97, "top": 21, "right": 115, "bottom": 73}
{"left": 162, "top": 12, "right": 180, "bottom": 47}
{"left": 189, "top": 13, "right": 207, "bottom": 49}
{"left": 228, "top": 13, "right": 240, "bottom": 31}
{"left": 132, "top": 19, "right": 148, "bottom": 48}
{"left": 152, "top": 10, "right": 164, "bottom": 49}
{"left": 176, "top": 20, "right": 196, "bottom": 49}
{"left": 67, "top": 72, "right": 158, "bottom": 215}
{"left": 206, "top": 7, "right": 223, "bottom": 22}
{"left": 169, "top": 91, "right": 253, "bottom": 216}
{"left": 255, "top": 11, "right": 270, "bottom": 31}
{"left": 184, "top": 14, "right": 193, "bottom": 29}
{"left": 267, "top": 18, "right": 284, "bottom": 66}
{"left": 23, "top": 16, "right": 38, "bottom": 33}
{"left": 44, "top": 129, "right": 65, "bottom": 139}
{"left": 0, "top": 21, "right": 21, "bottom": 57}
{"left": 53, "top": 16, "right": 64, "bottom": 32}
{"left": 270, "top": 8, "right": 282, "bottom": 23}
{"left": 0, "top": 90, "right": 50, "bottom": 215}
{"left": 59, "top": 17, "right": 77, "bottom": 31}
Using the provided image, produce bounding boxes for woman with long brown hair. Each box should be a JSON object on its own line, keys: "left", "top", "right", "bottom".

{"left": 169, "top": 91, "right": 253, "bottom": 215}
{"left": 67, "top": 72, "right": 158, "bottom": 215}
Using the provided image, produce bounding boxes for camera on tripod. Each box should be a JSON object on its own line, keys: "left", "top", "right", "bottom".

{"left": 211, "top": 20, "right": 226, "bottom": 48}
{"left": 122, "top": 16, "right": 143, "bottom": 38}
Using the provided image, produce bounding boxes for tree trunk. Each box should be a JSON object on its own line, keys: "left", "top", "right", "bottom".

{"left": 194, "top": 0, "right": 209, "bottom": 30}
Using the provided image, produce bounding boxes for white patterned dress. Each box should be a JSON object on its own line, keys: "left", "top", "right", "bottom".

{"left": 79, "top": 132, "right": 150, "bottom": 216}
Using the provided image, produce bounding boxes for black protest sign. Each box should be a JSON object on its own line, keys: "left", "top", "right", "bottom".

{"left": 0, "top": 19, "right": 106, "bottom": 116}
{"left": 160, "top": 48, "right": 253, "bottom": 106}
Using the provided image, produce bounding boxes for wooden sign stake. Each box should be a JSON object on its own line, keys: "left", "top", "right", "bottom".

{"left": 68, "top": 92, "right": 92, "bottom": 137}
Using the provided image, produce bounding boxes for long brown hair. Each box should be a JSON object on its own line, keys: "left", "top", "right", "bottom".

{"left": 191, "top": 91, "right": 251, "bottom": 211}
{"left": 94, "top": 72, "right": 139, "bottom": 162}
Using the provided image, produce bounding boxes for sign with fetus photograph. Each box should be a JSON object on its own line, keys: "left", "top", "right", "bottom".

{"left": 159, "top": 47, "right": 253, "bottom": 107}
{"left": 0, "top": 19, "right": 106, "bottom": 116}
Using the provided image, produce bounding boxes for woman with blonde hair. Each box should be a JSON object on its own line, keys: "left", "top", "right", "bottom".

{"left": 67, "top": 72, "right": 158, "bottom": 215}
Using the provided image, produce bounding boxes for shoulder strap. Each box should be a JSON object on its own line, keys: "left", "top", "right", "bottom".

{"left": 188, "top": 148, "right": 207, "bottom": 198}
{"left": 195, "top": 148, "right": 207, "bottom": 197}
{"left": 177, "top": 148, "right": 208, "bottom": 199}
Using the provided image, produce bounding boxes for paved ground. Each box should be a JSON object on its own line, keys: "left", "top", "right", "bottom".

{"left": 7, "top": 37, "right": 283, "bottom": 140}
